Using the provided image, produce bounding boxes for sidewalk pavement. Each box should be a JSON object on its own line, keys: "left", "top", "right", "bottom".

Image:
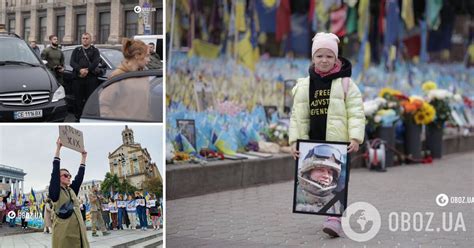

{"left": 167, "top": 152, "right": 474, "bottom": 248}
{"left": 0, "top": 228, "right": 163, "bottom": 248}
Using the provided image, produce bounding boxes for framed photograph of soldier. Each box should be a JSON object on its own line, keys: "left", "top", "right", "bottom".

{"left": 283, "top": 79, "right": 297, "bottom": 116}
{"left": 264, "top": 105, "right": 278, "bottom": 122}
{"left": 194, "top": 81, "right": 216, "bottom": 112}
{"left": 292, "top": 140, "right": 350, "bottom": 217}
{"left": 176, "top": 119, "right": 196, "bottom": 150}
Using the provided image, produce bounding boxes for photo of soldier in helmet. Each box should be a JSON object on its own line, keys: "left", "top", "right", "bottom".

{"left": 295, "top": 143, "right": 346, "bottom": 215}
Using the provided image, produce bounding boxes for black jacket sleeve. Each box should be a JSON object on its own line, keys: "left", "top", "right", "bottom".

{"left": 88, "top": 47, "right": 101, "bottom": 72}
{"left": 70, "top": 48, "right": 82, "bottom": 72}
{"left": 2, "top": 191, "right": 10, "bottom": 204}
{"left": 48, "top": 157, "right": 61, "bottom": 202}
{"left": 70, "top": 165, "right": 85, "bottom": 196}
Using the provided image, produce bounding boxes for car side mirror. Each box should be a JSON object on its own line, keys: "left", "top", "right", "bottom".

{"left": 42, "top": 60, "right": 48, "bottom": 65}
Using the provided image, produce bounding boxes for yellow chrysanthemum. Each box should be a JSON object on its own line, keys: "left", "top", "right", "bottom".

{"left": 414, "top": 102, "right": 436, "bottom": 125}
{"left": 378, "top": 88, "right": 402, "bottom": 98}
{"left": 422, "top": 81, "right": 437, "bottom": 92}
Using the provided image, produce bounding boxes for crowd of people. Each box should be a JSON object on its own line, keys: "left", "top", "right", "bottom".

{"left": 32, "top": 32, "right": 162, "bottom": 121}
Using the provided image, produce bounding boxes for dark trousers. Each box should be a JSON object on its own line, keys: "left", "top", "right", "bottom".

{"left": 110, "top": 212, "right": 118, "bottom": 229}
{"left": 73, "top": 75, "right": 98, "bottom": 118}
{"left": 117, "top": 208, "right": 125, "bottom": 229}
{"left": 102, "top": 211, "right": 111, "bottom": 230}
{"left": 21, "top": 218, "right": 27, "bottom": 228}
{"left": 137, "top": 207, "right": 147, "bottom": 228}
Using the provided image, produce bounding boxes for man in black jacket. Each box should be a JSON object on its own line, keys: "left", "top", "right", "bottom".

{"left": 70, "top": 33, "right": 101, "bottom": 120}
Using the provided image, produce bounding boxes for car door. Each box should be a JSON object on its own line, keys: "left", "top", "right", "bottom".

{"left": 81, "top": 70, "right": 163, "bottom": 123}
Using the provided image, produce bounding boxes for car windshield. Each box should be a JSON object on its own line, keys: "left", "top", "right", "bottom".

{"left": 0, "top": 38, "right": 41, "bottom": 64}
{"left": 100, "top": 49, "right": 123, "bottom": 68}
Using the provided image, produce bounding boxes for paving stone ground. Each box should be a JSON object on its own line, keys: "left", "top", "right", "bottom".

{"left": 167, "top": 152, "right": 474, "bottom": 248}
{"left": 0, "top": 228, "right": 163, "bottom": 247}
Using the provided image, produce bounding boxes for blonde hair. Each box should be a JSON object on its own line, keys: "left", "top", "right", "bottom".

{"left": 122, "top": 38, "right": 148, "bottom": 60}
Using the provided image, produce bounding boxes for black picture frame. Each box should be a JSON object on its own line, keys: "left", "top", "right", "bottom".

{"left": 263, "top": 105, "right": 278, "bottom": 122}
{"left": 176, "top": 119, "right": 196, "bottom": 150}
{"left": 292, "top": 139, "right": 350, "bottom": 217}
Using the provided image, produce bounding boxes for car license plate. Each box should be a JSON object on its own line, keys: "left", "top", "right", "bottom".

{"left": 13, "top": 110, "right": 43, "bottom": 120}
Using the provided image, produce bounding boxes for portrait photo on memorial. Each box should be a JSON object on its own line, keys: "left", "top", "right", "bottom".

{"left": 293, "top": 140, "right": 350, "bottom": 217}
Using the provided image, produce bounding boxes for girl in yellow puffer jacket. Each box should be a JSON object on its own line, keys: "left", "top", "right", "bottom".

{"left": 289, "top": 32, "right": 366, "bottom": 238}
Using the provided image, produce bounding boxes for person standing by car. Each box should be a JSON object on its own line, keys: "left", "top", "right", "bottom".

{"left": 147, "top": 42, "right": 161, "bottom": 69}
{"left": 70, "top": 33, "right": 101, "bottom": 120}
{"left": 49, "top": 137, "right": 89, "bottom": 247}
{"left": 30, "top": 41, "right": 41, "bottom": 57}
{"left": 108, "top": 39, "right": 150, "bottom": 79}
{"left": 41, "top": 35, "right": 65, "bottom": 85}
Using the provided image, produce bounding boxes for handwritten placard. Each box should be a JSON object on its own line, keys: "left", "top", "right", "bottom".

{"left": 59, "top": 126, "right": 85, "bottom": 153}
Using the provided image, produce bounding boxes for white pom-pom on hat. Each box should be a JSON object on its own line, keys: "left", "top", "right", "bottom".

{"left": 311, "top": 32, "right": 340, "bottom": 59}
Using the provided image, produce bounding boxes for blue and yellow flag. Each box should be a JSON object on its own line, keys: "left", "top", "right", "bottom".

{"left": 29, "top": 188, "right": 36, "bottom": 203}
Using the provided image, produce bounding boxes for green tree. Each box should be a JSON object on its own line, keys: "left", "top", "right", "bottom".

{"left": 142, "top": 176, "right": 163, "bottom": 199}
{"left": 118, "top": 178, "right": 139, "bottom": 196}
{"left": 100, "top": 173, "right": 121, "bottom": 198}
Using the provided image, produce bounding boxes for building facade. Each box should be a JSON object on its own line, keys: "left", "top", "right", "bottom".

{"left": 0, "top": 163, "right": 26, "bottom": 195}
{"left": 0, "top": 0, "right": 163, "bottom": 45}
{"left": 108, "top": 126, "right": 161, "bottom": 190}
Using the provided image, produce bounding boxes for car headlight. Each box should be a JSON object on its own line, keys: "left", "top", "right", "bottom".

{"left": 52, "top": 86, "right": 66, "bottom": 102}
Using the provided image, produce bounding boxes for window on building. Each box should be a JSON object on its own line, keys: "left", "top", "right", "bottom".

{"left": 154, "top": 9, "right": 162, "bottom": 35}
{"left": 134, "top": 160, "right": 139, "bottom": 175}
{"left": 39, "top": 16, "right": 47, "bottom": 44}
{"left": 23, "top": 17, "right": 30, "bottom": 40}
{"left": 76, "top": 14, "right": 86, "bottom": 44}
{"left": 8, "top": 19, "right": 15, "bottom": 34}
{"left": 57, "top": 15, "right": 65, "bottom": 43}
{"left": 98, "top": 12, "right": 110, "bottom": 44}
{"left": 125, "top": 10, "right": 138, "bottom": 38}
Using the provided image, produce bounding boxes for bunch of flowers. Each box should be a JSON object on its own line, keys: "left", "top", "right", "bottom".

{"left": 401, "top": 96, "right": 436, "bottom": 125}
{"left": 378, "top": 87, "right": 406, "bottom": 115}
{"left": 363, "top": 88, "right": 405, "bottom": 131}
{"left": 261, "top": 123, "right": 289, "bottom": 146}
{"left": 422, "top": 81, "right": 453, "bottom": 127}
{"left": 364, "top": 97, "right": 386, "bottom": 130}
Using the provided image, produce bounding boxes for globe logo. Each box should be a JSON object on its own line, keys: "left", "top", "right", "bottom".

{"left": 341, "top": 202, "right": 381, "bottom": 242}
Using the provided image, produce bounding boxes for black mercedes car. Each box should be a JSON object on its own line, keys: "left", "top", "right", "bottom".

{"left": 0, "top": 32, "right": 67, "bottom": 122}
